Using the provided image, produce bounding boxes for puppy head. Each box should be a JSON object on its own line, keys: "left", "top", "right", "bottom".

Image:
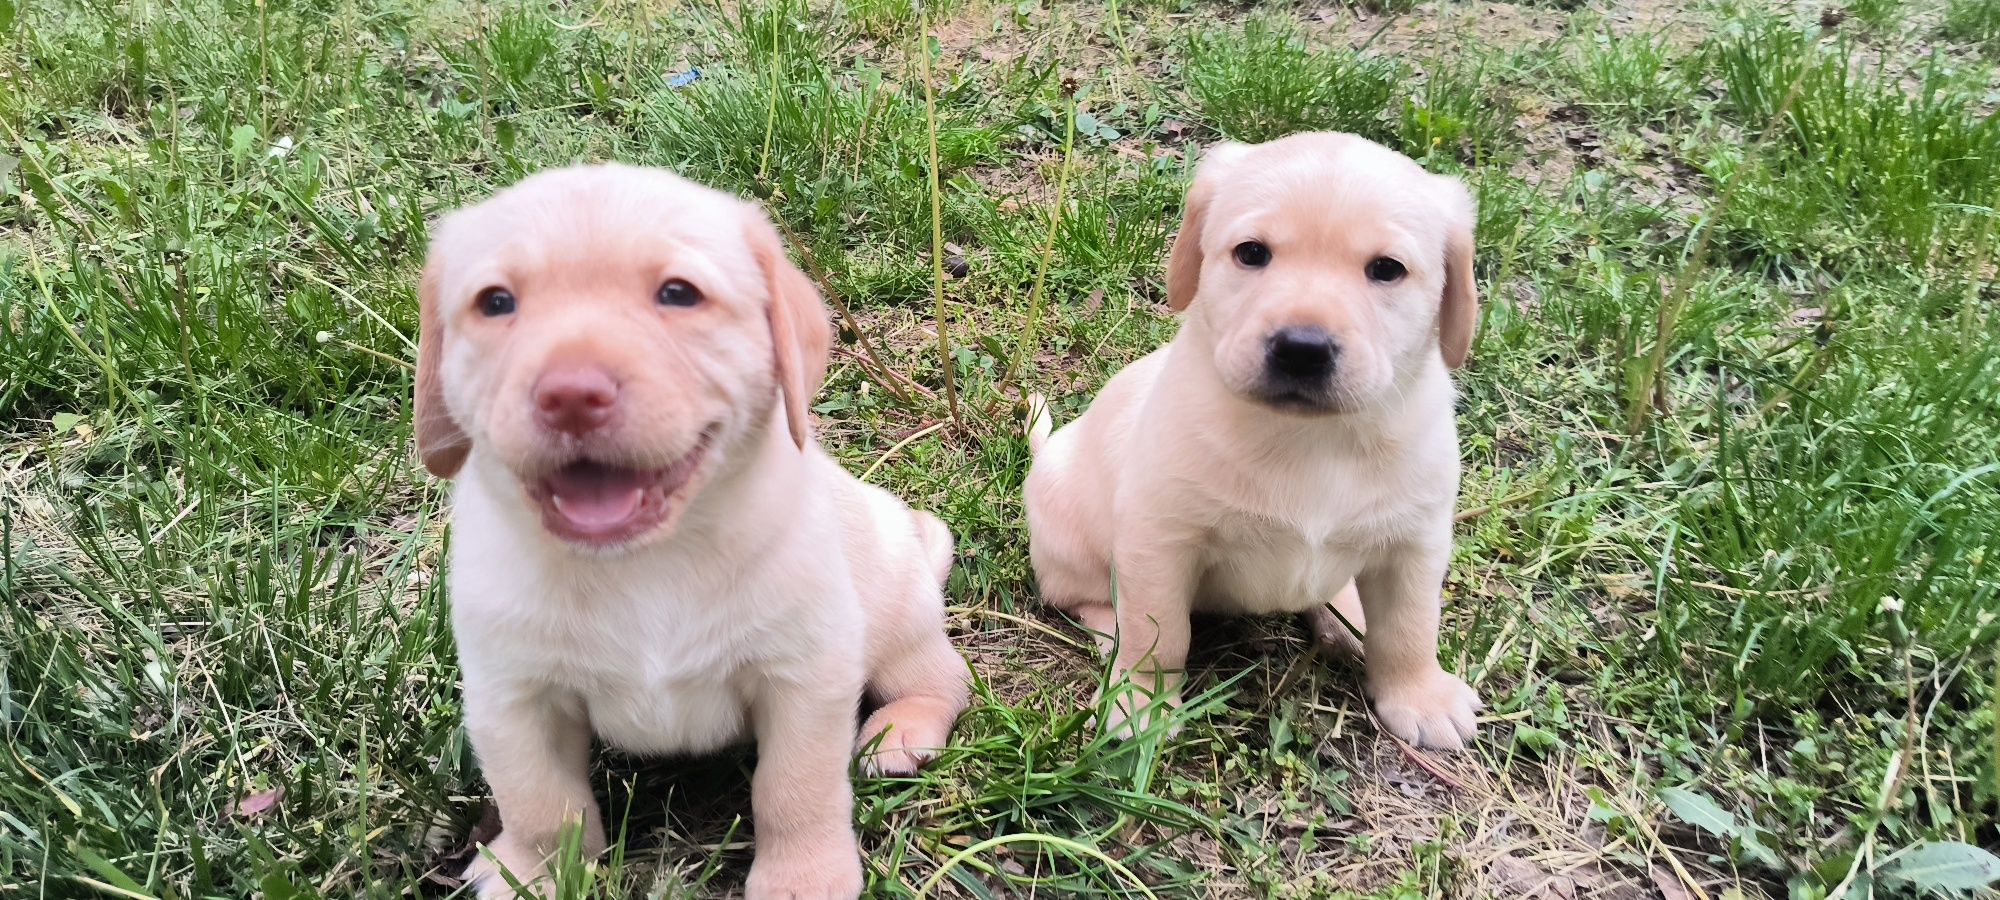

{"left": 1166, "top": 133, "right": 1477, "bottom": 414}
{"left": 414, "top": 163, "right": 830, "bottom": 549}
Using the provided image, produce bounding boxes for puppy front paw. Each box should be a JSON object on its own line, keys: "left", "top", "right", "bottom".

{"left": 856, "top": 695, "right": 959, "bottom": 777}
{"left": 464, "top": 834, "right": 551, "bottom": 900}
{"left": 1368, "top": 668, "right": 1480, "bottom": 749}
{"left": 744, "top": 838, "right": 863, "bottom": 900}
{"left": 1093, "top": 683, "right": 1184, "bottom": 740}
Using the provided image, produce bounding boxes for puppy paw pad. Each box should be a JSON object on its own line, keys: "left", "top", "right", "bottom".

{"left": 1369, "top": 670, "right": 1481, "bottom": 750}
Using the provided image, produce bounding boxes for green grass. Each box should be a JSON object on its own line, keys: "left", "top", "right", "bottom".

{"left": 3, "top": 1, "right": 1999, "bottom": 898}
{"left": 1701, "top": 20, "right": 2000, "bottom": 270}
{"left": 1943, "top": 0, "right": 2000, "bottom": 52}
{"left": 1568, "top": 30, "right": 1691, "bottom": 121}
{"left": 1181, "top": 15, "right": 1400, "bottom": 145}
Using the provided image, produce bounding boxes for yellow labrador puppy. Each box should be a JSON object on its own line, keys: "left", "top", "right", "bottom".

{"left": 1024, "top": 132, "right": 1480, "bottom": 749}
{"left": 415, "top": 163, "right": 969, "bottom": 899}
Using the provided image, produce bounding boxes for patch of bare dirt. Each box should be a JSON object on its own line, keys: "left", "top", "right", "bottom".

{"left": 1323, "top": 1, "right": 1569, "bottom": 58}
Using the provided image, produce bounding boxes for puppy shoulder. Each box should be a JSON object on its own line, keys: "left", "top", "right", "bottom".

{"left": 814, "top": 455, "right": 921, "bottom": 548}
{"left": 1074, "top": 346, "right": 1173, "bottom": 442}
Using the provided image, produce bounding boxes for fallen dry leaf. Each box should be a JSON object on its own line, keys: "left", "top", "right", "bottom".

{"left": 231, "top": 786, "right": 284, "bottom": 818}
{"left": 1651, "top": 866, "right": 1694, "bottom": 900}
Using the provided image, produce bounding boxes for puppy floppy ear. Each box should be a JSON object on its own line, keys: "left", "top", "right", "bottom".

{"left": 743, "top": 211, "right": 832, "bottom": 450}
{"left": 414, "top": 258, "right": 472, "bottom": 478}
{"left": 1166, "top": 142, "right": 1247, "bottom": 312}
{"left": 1436, "top": 176, "right": 1479, "bottom": 369}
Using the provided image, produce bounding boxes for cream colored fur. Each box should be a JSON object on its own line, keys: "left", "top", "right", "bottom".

{"left": 1023, "top": 133, "right": 1482, "bottom": 750}
{"left": 415, "top": 164, "right": 968, "bottom": 899}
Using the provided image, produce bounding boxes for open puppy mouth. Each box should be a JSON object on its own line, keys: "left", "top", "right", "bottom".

{"left": 527, "top": 429, "right": 715, "bottom": 546}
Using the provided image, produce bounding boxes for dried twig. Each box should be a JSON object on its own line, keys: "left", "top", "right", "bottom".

{"left": 768, "top": 216, "right": 928, "bottom": 405}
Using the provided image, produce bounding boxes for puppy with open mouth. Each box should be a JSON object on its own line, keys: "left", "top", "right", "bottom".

{"left": 1024, "top": 133, "right": 1483, "bottom": 749}
{"left": 415, "top": 163, "right": 969, "bottom": 899}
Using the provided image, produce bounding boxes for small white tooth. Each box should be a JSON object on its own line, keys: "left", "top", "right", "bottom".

{"left": 552, "top": 495, "right": 568, "bottom": 513}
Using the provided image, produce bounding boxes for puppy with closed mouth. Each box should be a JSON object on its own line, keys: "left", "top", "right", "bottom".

{"left": 416, "top": 163, "right": 969, "bottom": 899}
{"left": 1024, "top": 132, "right": 1482, "bottom": 749}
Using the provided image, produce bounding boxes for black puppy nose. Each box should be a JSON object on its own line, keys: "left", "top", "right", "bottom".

{"left": 1266, "top": 326, "right": 1339, "bottom": 379}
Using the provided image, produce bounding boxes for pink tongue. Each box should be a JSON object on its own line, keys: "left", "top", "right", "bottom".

{"left": 546, "top": 463, "right": 648, "bottom": 528}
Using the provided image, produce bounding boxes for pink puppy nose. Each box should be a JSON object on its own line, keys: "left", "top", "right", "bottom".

{"left": 533, "top": 366, "right": 619, "bottom": 435}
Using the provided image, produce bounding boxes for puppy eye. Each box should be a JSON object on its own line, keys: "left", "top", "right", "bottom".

{"left": 476, "top": 287, "right": 516, "bottom": 317}
{"left": 657, "top": 279, "right": 702, "bottom": 307}
{"left": 1366, "top": 257, "right": 1407, "bottom": 283}
{"left": 1233, "top": 241, "right": 1271, "bottom": 268}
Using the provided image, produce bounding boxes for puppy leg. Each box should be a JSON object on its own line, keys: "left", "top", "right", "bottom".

{"left": 1031, "top": 543, "right": 1119, "bottom": 654}
{"left": 1355, "top": 546, "right": 1481, "bottom": 750}
{"left": 1024, "top": 451, "right": 1119, "bottom": 652}
{"left": 746, "top": 666, "right": 865, "bottom": 900}
{"left": 858, "top": 609, "right": 970, "bottom": 776}
{"left": 1028, "top": 536, "right": 1116, "bottom": 652}
{"left": 912, "top": 509, "right": 954, "bottom": 586}
{"left": 853, "top": 511, "right": 969, "bottom": 775}
{"left": 1066, "top": 602, "right": 1120, "bottom": 654}
{"left": 462, "top": 683, "right": 603, "bottom": 900}
{"left": 1098, "top": 529, "right": 1198, "bottom": 739}
{"left": 1305, "top": 580, "right": 1367, "bottom": 660}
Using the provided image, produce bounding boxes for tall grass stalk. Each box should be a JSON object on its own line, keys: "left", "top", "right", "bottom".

{"left": 917, "top": 14, "right": 960, "bottom": 427}
{"left": 757, "top": 5, "right": 782, "bottom": 184}
{"left": 996, "top": 97, "right": 1077, "bottom": 404}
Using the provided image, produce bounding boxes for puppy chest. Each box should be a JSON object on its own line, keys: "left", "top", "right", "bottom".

{"left": 480, "top": 609, "right": 758, "bottom": 756}
{"left": 1196, "top": 523, "right": 1360, "bottom": 615}
{"left": 585, "top": 676, "right": 749, "bottom": 755}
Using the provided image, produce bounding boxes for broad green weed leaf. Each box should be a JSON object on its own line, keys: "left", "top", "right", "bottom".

{"left": 1878, "top": 841, "right": 2000, "bottom": 891}
{"left": 1659, "top": 786, "right": 1745, "bottom": 839}
{"left": 229, "top": 125, "right": 259, "bottom": 171}
{"left": 1659, "top": 786, "right": 1784, "bottom": 868}
{"left": 1737, "top": 829, "right": 1782, "bottom": 870}
{"left": 1512, "top": 723, "right": 1561, "bottom": 754}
